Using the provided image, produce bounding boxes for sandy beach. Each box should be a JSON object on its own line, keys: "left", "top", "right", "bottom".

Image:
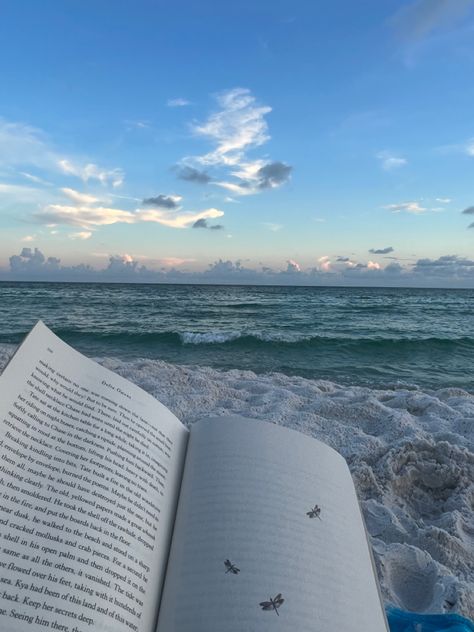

{"left": 1, "top": 344, "right": 472, "bottom": 619}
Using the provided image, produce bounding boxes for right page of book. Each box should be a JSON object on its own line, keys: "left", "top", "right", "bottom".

{"left": 157, "top": 416, "right": 388, "bottom": 632}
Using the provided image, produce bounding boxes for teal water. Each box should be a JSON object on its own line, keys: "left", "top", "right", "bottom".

{"left": 0, "top": 282, "right": 473, "bottom": 390}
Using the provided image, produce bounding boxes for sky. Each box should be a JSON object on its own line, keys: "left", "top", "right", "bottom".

{"left": 1, "top": 0, "right": 474, "bottom": 286}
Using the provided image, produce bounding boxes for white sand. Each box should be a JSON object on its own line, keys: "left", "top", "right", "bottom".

{"left": 1, "top": 346, "right": 472, "bottom": 619}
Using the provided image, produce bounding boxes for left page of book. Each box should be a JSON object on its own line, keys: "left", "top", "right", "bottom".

{"left": 0, "top": 321, "right": 189, "bottom": 632}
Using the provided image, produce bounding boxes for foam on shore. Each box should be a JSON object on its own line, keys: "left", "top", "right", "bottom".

{"left": 1, "top": 345, "right": 472, "bottom": 619}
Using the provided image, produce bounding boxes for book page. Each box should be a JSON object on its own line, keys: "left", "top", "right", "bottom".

{"left": 0, "top": 322, "right": 189, "bottom": 632}
{"left": 157, "top": 416, "right": 388, "bottom": 632}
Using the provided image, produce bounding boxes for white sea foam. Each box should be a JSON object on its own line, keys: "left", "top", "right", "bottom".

{"left": 0, "top": 344, "right": 472, "bottom": 618}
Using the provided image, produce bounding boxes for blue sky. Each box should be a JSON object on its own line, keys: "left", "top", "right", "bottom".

{"left": 1, "top": 0, "right": 474, "bottom": 286}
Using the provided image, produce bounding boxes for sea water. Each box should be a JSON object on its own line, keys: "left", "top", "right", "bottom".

{"left": 0, "top": 282, "right": 473, "bottom": 618}
{"left": 0, "top": 282, "right": 473, "bottom": 390}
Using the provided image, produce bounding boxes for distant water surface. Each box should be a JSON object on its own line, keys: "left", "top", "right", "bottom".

{"left": 0, "top": 282, "right": 473, "bottom": 390}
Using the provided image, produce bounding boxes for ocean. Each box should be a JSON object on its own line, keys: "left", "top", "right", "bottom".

{"left": 0, "top": 282, "right": 473, "bottom": 390}
{"left": 0, "top": 281, "right": 473, "bottom": 616}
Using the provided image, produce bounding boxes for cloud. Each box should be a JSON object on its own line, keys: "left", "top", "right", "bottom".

{"left": 256, "top": 161, "right": 292, "bottom": 189}
{"left": 68, "top": 231, "right": 92, "bottom": 240}
{"left": 367, "top": 260, "right": 381, "bottom": 270}
{"left": 466, "top": 139, "right": 474, "bottom": 156}
{"left": 192, "top": 218, "right": 224, "bottom": 230}
{"left": 391, "top": 0, "right": 474, "bottom": 44}
{"left": 192, "top": 88, "right": 271, "bottom": 167}
{"left": 37, "top": 203, "right": 223, "bottom": 230}
{"left": 61, "top": 187, "right": 101, "bottom": 205}
{"left": 21, "top": 235, "right": 35, "bottom": 242}
{"left": 0, "top": 118, "right": 125, "bottom": 189}
{"left": 167, "top": 98, "right": 191, "bottom": 107}
{"left": 412, "top": 255, "right": 474, "bottom": 277}
{"left": 58, "top": 160, "right": 124, "bottom": 188}
{"left": 262, "top": 223, "right": 283, "bottom": 232}
{"left": 385, "top": 201, "right": 427, "bottom": 214}
{"left": 135, "top": 207, "right": 224, "bottom": 229}
{"left": 176, "top": 89, "right": 291, "bottom": 197}
{"left": 377, "top": 151, "right": 407, "bottom": 171}
{"left": 436, "top": 197, "right": 451, "bottom": 203}
{"left": 317, "top": 255, "right": 331, "bottom": 272}
{"left": 336, "top": 256, "right": 350, "bottom": 262}
{"left": 36, "top": 204, "right": 135, "bottom": 228}
{"left": 175, "top": 166, "right": 211, "bottom": 184}
{"left": 462, "top": 206, "right": 474, "bottom": 214}
{"left": 215, "top": 159, "right": 292, "bottom": 196}
{"left": 286, "top": 259, "right": 301, "bottom": 273}
{"left": 142, "top": 194, "right": 182, "bottom": 209}
{"left": 4, "top": 248, "right": 474, "bottom": 287}
{"left": 9, "top": 247, "right": 61, "bottom": 273}
{"left": 369, "top": 246, "right": 394, "bottom": 254}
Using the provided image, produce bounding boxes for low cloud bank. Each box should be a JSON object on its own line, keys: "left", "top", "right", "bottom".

{"left": 2, "top": 249, "right": 474, "bottom": 287}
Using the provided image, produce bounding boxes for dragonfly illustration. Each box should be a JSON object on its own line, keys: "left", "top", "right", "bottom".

{"left": 259, "top": 593, "right": 284, "bottom": 615}
{"left": 224, "top": 559, "right": 240, "bottom": 574}
{"left": 306, "top": 504, "right": 322, "bottom": 519}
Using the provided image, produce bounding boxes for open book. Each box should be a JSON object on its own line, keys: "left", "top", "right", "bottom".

{"left": 0, "top": 321, "right": 388, "bottom": 632}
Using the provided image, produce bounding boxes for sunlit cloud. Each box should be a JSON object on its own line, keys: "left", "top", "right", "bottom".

{"left": 21, "top": 235, "right": 35, "bottom": 242}
{"left": 385, "top": 201, "right": 427, "bottom": 214}
{"left": 68, "top": 231, "right": 92, "bottom": 240}
{"left": 61, "top": 187, "right": 101, "bottom": 205}
{"left": 368, "top": 260, "right": 381, "bottom": 270}
{"left": 318, "top": 255, "right": 331, "bottom": 272}
{"left": 35, "top": 202, "right": 224, "bottom": 230}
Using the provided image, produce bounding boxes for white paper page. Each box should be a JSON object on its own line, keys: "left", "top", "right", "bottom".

{"left": 0, "top": 322, "right": 189, "bottom": 632}
{"left": 157, "top": 416, "right": 387, "bottom": 632}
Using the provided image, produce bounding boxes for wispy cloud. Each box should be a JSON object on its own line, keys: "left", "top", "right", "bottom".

{"left": 167, "top": 98, "right": 191, "bottom": 107}
{"left": 376, "top": 150, "right": 407, "bottom": 171}
{"left": 192, "top": 88, "right": 271, "bottom": 166}
{"left": 36, "top": 200, "right": 224, "bottom": 230}
{"left": 61, "top": 187, "right": 102, "bottom": 205}
{"left": 58, "top": 160, "right": 124, "bottom": 188}
{"left": 385, "top": 201, "right": 427, "bottom": 214}
{"left": 178, "top": 88, "right": 292, "bottom": 196}
{"left": 391, "top": 0, "right": 474, "bottom": 44}
{"left": 0, "top": 118, "right": 124, "bottom": 188}
{"left": 466, "top": 138, "right": 474, "bottom": 156}
{"left": 436, "top": 197, "right": 451, "bottom": 203}
{"left": 262, "top": 222, "right": 283, "bottom": 232}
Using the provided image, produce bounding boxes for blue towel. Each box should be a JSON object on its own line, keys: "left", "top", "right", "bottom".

{"left": 387, "top": 607, "right": 474, "bottom": 632}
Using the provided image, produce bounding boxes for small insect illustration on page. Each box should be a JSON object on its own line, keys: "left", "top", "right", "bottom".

{"left": 259, "top": 593, "right": 284, "bottom": 616}
{"left": 224, "top": 559, "right": 240, "bottom": 574}
{"left": 306, "top": 504, "right": 322, "bottom": 519}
